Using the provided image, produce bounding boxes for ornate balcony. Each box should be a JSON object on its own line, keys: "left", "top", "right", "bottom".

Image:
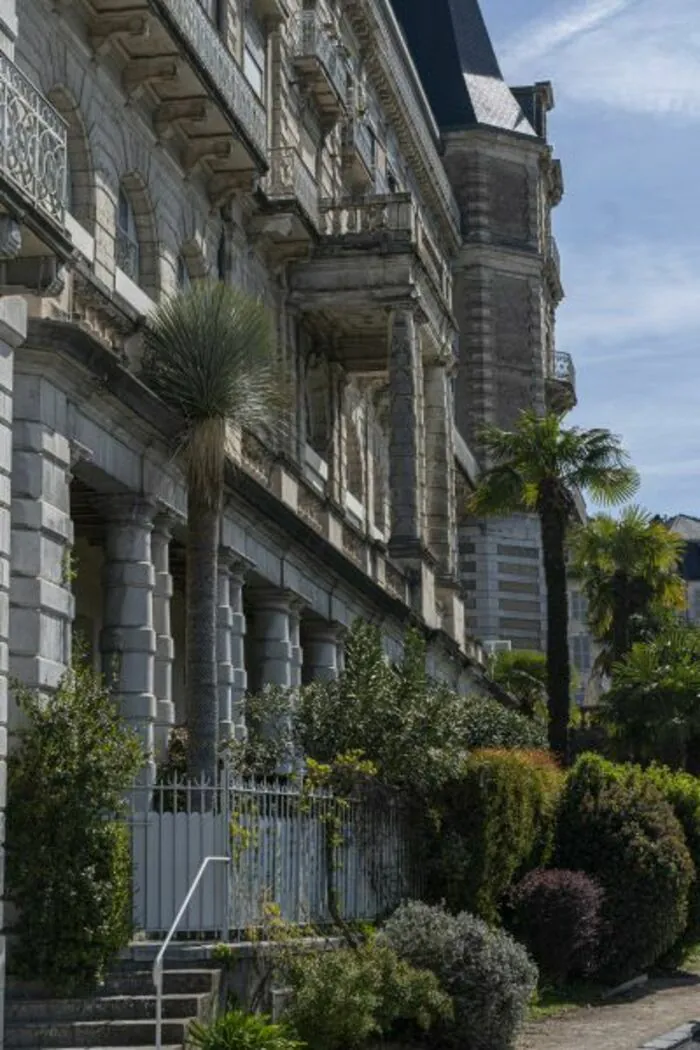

{"left": 86, "top": 0, "right": 267, "bottom": 198}
{"left": 257, "top": 146, "right": 319, "bottom": 236}
{"left": 341, "top": 119, "right": 375, "bottom": 190}
{"left": 292, "top": 11, "right": 348, "bottom": 124}
{"left": 546, "top": 350, "right": 576, "bottom": 413}
{"left": 0, "top": 52, "right": 67, "bottom": 229}
{"left": 545, "top": 233, "right": 564, "bottom": 301}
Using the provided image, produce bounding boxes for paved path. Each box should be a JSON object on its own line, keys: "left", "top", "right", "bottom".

{"left": 518, "top": 976, "right": 700, "bottom": 1050}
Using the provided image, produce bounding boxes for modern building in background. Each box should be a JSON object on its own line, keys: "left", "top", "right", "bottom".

{"left": 666, "top": 515, "right": 700, "bottom": 623}
{"left": 0, "top": 0, "right": 570, "bottom": 1030}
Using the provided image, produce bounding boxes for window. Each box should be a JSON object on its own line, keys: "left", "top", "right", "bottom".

{"left": 571, "top": 634, "right": 592, "bottom": 673}
{"left": 387, "top": 167, "right": 398, "bottom": 194}
{"left": 244, "top": 18, "right": 266, "bottom": 99}
{"left": 570, "top": 589, "right": 588, "bottom": 623}
{"left": 116, "top": 187, "right": 139, "bottom": 282}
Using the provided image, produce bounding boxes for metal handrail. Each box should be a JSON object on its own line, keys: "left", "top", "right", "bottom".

{"left": 153, "top": 854, "right": 230, "bottom": 1050}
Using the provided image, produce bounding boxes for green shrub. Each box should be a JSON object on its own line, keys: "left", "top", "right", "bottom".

{"left": 430, "top": 749, "right": 563, "bottom": 922}
{"left": 280, "top": 938, "right": 451, "bottom": 1050}
{"left": 380, "top": 900, "right": 537, "bottom": 1050}
{"left": 190, "top": 1010, "right": 304, "bottom": 1050}
{"left": 646, "top": 763, "right": 700, "bottom": 939}
{"left": 461, "top": 696, "right": 548, "bottom": 750}
{"left": 6, "top": 661, "right": 144, "bottom": 992}
{"left": 555, "top": 753, "right": 693, "bottom": 981}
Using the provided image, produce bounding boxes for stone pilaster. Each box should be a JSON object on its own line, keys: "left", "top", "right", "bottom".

{"left": 0, "top": 296, "right": 24, "bottom": 1050}
{"left": 302, "top": 620, "right": 342, "bottom": 684}
{"left": 388, "top": 309, "right": 423, "bottom": 551}
{"left": 424, "top": 362, "right": 458, "bottom": 577}
{"left": 9, "top": 374, "right": 74, "bottom": 700}
{"left": 152, "top": 514, "right": 175, "bottom": 763}
{"left": 217, "top": 553, "right": 249, "bottom": 746}
{"left": 100, "top": 496, "right": 157, "bottom": 783}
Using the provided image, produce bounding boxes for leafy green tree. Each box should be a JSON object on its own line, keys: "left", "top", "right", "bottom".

{"left": 470, "top": 411, "right": 638, "bottom": 761}
{"left": 489, "top": 649, "right": 548, "bottom": 719}
{"left": 143, "top": 281, "right": 281, "bottom": 779}
{"left": 602, "top": 624, "right": 700, "bottom": 771}
{"left": 6, "top": 661, "right": 144, "bottom": 992}
{"left": 571, "top": 506, "right": 685, "bottom": 670}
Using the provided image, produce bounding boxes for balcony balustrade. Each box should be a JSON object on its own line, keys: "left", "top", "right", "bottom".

{"left": 546, "top": 350, "right": 576, "bottom": 412}
{"left": 0, "top": 52, "right": 67, "bottom": 228}
{"left": 292, "top": 11, "right": 347, "bottom": 123}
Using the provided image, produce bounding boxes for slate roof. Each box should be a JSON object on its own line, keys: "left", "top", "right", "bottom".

{"left": 390, "top": 0, "right": 537, "bottom": 136}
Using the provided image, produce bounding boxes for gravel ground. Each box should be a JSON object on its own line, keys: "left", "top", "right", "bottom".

{"left": 518, "top": 975, "right": 700, "bottom": 1050}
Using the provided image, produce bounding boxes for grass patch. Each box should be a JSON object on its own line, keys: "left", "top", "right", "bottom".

{"left": 528, "top": 981, "right": 605, "bottom": 1021}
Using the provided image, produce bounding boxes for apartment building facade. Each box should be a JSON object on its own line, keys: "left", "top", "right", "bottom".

{"left": 0, "top": 0, "right": 569, "bottom": 1026}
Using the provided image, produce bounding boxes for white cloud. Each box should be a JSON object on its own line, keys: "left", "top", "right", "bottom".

{"left": 501, "top": 0, "right": 700, "bottom": 120}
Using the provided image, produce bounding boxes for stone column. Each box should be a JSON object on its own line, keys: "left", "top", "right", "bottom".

{"left": 100, "top": 496, "right": 157, "bottom": 783}
{"left": 248, "top": 588, "right": 294, "bottom": 772}
{"left": 152, "top": 514, "right": 175, "bottom": 763}
{"left": 302, "top": 621, "right": 342, "bottom": 684}
{"left": 217, "top": 553, "right": 249, "bottom": 746}
{"left": 388, "top": 309, "right": 424, "bottom": 551}
{"left": 289, "top": 602, "right": 303, "bottom": 689}
{"left": 10, "top": 374, "right": 74, "bottom": 699}
{"left": 424, "top": 362, "right": 458, "bottom": 577}
{"left": 0, "top": 296, "right": 24, "bottom": 1050}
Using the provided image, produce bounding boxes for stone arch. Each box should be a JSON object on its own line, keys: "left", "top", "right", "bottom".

{"left": 47, "top": 85, "right": 95, "bottom": 231}
{"left": 119, "top": 172, "right": 160, "bottom": 298}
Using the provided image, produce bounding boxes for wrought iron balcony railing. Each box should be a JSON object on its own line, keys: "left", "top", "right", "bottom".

{"left": 553, "top": 351, "right": 575, "bottom": 388}
{"left": 0, "top": 52, "right": 67, "bottom": 227}
{"left": 548, "top": 234, "right": 561, "bottom": 274}
{"left": 294, "top": 11, "right": 348, "bottom": 109}
{"left": 155, "top": 0, "right": 267, "bottom": 161}
{"left": 261, "top": 147, "right": 319, "bottom": 229}
{"left": 342, "top": 118, "right": 375, "bottom": 177}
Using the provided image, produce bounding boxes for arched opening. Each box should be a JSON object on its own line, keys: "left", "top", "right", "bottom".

{"left": 117, "top": 173, "right": 160, "bottom": 298}
{"left": 47, "top": 86, "right": 95, "bottom": 232}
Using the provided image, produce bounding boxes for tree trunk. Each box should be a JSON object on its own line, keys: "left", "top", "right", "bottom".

{"left": 611, "top": 573, "right": 630, "bottom": 665}
{"left": 540, "top": 506, "right": 571, "bottom": 764}
{"left": 186, "top": 492, "right": 220, "bottom": 782}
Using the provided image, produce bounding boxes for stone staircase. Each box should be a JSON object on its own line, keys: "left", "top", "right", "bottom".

{"left": 5, "top": 962, "right": 221, "bottom": 1049}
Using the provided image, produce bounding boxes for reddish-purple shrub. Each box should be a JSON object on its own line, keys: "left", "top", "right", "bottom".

{"left": 507, "top": 869, "right": 604, "bottom": 985}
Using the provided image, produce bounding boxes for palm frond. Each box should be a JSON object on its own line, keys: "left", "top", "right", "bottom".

{"left": 468, "top": 465, "right": 527, "bottom": 517}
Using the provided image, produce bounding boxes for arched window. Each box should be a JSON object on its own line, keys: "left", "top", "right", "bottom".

{"left": 47, "top": 86, "right": 95, "bottom": 231}
{"left": 116, "top": 187, "right": 140, "bottom": 282}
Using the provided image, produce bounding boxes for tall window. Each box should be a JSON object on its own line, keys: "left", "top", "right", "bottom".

{"left": 244, "top": 17, "right": 266, "bottom": 99}
{"left": 116, "top": 187, "right": 139, "bottom": 282}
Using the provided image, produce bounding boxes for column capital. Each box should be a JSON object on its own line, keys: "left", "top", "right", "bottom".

{"left": 248, "top": 585, "right": 306, "bottom": 614}
{"left": 153, "top": 506, "right": 181, "bottom": 540}
{"left": 99, "top": 494, "right": 158, "bottom": 528}
{"left": 219, "top": 547, "right": 254, "bottom": 580}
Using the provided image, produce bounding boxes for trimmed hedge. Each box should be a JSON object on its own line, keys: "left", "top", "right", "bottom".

{"left": 646, "top": 763, "right": 700, "bottom": 940}
{"left": 555, "top": 753, "right": 693, "bottom": 981}
{"left": 507, "top": 869, "right": 604, "bottom": 985}
{"left": 430, "top": 749, "right": 563, "bottom": 923}
{"left": 380, "top": 900, "right": 537, "bottom": 1050}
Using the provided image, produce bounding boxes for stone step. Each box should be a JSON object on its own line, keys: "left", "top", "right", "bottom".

{"left": 6, "top": 993, "right": 208, "bottom": 1024}
{"left": 101, "top": 968, "right": 217, "bottom": 997}
{"left": 4, "top": 1018, "right": 191, "bottom": 1048}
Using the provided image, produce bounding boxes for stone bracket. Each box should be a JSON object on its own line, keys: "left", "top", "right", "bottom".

{"left": 90, "top": 13, "right": 151, "bottom": 56}
{"left": 183, "top": 138, "right": 232, "bottom": 175}
{"left": 123, "top": 58, "right": 179, "bottom": 100}
{"left": 0, "top": 257, "right": 66, "bottom": 298}
{"left": 154, "top": 99, "right": 209, "bottom": 142}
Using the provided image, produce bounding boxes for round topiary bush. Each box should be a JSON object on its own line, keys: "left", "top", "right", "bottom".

{"left": 379, "top": 900, "right": 537, "bottom": 1050}
{"left": 555, "top": 753, "right": 693, "bottom": 981}
{"left": 506, "top": 869, "right": 604, "bottom": 986}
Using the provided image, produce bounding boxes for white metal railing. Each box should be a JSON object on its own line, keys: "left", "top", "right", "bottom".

{"left": 553, "top": 350, "right": 575, "bottom": 389}
{"left": 262, "top": 147, "right": 319, "bottom": 229}
{"left": 343, "top": 119, "right": 375, "bottom": 176}
{"left": 0, "top": 51, "right": 67, "bottom": 225}
{"left": 156, "top": 0, "right": 267, "bottom": 159}
{"left": 153, "top": 854, "right": 230, "bottom": 1050}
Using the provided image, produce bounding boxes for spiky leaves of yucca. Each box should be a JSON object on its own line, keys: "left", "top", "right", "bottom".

{"left": 469, "top": 411, "right": 638, "bottom": 763}
{"left": 143, "top": 281, "right": 280, "bottom": 780}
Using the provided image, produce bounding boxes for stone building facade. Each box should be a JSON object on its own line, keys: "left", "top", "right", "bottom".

{"left": 0, "top": 0, "right": 569, "bottom": 1028}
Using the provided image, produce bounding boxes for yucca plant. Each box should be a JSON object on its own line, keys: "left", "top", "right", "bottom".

{"left": 143, "top": 281, "right": 282, "bottom": 780}
{"left": 189, "top": 1010, "right": 305, "bottom": 1050}
{"left": 469, "top": 411, "right": 638, "bottom": 761}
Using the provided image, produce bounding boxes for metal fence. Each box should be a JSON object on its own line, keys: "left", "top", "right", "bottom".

{"left": 128, "top": 772, "right": 418, "bottom": 939}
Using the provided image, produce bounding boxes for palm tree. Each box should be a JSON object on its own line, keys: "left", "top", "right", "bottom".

{"left": 469, "top": 411, "right": 638, "bottom": 761}
{"left": 571, "top": 507, "right": 685, "bottom": 671}
{"left": 143, "top": 281, "right": 280, "bottom": 780}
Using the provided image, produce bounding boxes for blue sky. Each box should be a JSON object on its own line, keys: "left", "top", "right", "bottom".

{"left": 480, "top": 0, "right": 700, "bottom": 517}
